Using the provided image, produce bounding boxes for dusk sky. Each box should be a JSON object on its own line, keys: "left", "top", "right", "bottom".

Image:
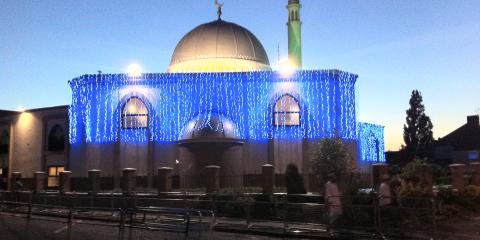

{"left": 1, "top": 0, "right": 479, "bottom": 151}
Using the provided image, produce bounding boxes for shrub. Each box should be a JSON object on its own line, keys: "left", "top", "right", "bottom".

{"left": 436, "top": 185, "right": 456, "bottom": 205}
{"left": 222, "top": 194, "right": 255, "bottom": 218}
{"left": 435, "top": 185, "right": 480, "bottom": 217}
{"left": 397, "top": 188, "right": 432, "bottom": 208}
{"left": 285, "top": 163, "right": 306, "bottom": 194}
{"left": 399, "top": 159, "right": 435, "bottom": 194}
{"left": 464, "top": 185, "right": 480, "bottom": 198}
{"left": 310, "top": 136, "right": 353, "bottom": 188}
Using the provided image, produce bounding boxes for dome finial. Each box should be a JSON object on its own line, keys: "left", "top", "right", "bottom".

{"left": 214, "top": 0, "right": 223, "bottom": 20}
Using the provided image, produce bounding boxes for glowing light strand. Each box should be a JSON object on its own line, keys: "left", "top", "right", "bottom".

{"left": 357, "top": 122, "right": 386, "bottom": 162}
{"left": 69, "top": 70, "right": 378, "bottom": 149}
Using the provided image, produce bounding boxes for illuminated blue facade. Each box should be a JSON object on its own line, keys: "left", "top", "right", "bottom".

{"left": 358, "top": 123, "right": 386, "bottom": 162}
{"left": 69, "top": 69, "right": 384, "bottom": 163}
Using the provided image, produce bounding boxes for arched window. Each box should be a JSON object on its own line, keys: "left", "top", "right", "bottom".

{"left": 274, "top": 95, "right": 300, "bottom": 126}
{"left": 0, "top": 130, "right": 9, "bottom": 154}
{"left": 48, "top": 125, "right": 65, "bottom": 151}
{"left": 122, "top": 97, "right": 148, "bottom": 129}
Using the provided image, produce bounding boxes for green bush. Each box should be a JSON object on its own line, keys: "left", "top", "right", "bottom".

{"left": 464, "top": 185, "right": 480, "bottom": 198}
{"left": 285, "top": 163, "right": 306, "bottom": 194}
{"left": 310, "top": 137, "right": 353, "bottom": 187}
{"left": 436, "top": 186, "right": 456, "bottom": 205}
{"left": 222, "top": 194, "right": 254, "bottom": 218}
{"left": 435, "top": 185, "right": 480, "bottom": 218}
{"left": 397, "top": 188, "right": 433, "bottom": 208}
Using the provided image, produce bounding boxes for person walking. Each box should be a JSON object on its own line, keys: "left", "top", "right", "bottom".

{"left": 378, "top": 174, "right": 393, "bottom": 230}
{"left": 379, "top": 174, "right": 392, "bottom": 207}
{"left": 325, "top": 174, "right": 342, "bottom": 224}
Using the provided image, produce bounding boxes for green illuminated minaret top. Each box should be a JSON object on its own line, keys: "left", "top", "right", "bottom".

{"left": 287, "top": 0, "right": 302, "bottom": 69}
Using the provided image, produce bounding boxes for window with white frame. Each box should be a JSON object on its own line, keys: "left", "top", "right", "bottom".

{"left": 122, "top": 97, "right": 148, "bottom": 129}
{"left": 47, "top": 166, "right": 65, "bottom": 187}
{"left": 273, "top": 94, "right": 300, "bottom": 126}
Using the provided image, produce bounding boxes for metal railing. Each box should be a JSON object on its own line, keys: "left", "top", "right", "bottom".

{"left": 0, "top": 191, "right": 215, "bottom": 238}
{"left": 0, "top": 190, "right": 443, "bottom": 239}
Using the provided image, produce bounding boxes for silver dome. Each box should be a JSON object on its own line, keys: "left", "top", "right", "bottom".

{"left": 168, "top": 19, "right": 270, "bottom": 72}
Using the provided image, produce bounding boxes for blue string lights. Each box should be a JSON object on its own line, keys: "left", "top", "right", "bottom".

{"left": 357, "top": 122, "right": 386, "bottom": 162}
{"left": 69, "top": 70, "right": 383, "bottom": 162}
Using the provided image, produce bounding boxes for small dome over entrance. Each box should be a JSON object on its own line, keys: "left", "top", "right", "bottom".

{"left": 181, "top": 114, "right": 240, "bottom": 140}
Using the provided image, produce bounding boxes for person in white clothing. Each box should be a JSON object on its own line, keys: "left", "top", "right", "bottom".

{"left": 378, "top": 174, "right": 395, "bottom": 228}
{"left": 325, "top": 174, "right": 342, "bottom": 224}
{"left": 379, "top": 174, "right": 392, "bottom": 206}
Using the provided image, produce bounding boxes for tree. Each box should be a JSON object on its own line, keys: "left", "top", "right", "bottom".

{"left": 311, "top": 136, "right": 354, "bottom": 186}
{"left": 285, "top": 163, "right": 306, "bottom": 194}
{"left": 403, "top": 90, "right": 433, "bottom": 161}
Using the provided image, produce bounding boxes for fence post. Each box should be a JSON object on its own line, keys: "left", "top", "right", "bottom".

{"left": 34, "top": 171, "right": 47, "bottom": 193}
{"left": 261, "top": 164, "right": 274, "bottom": 194}
{"left": 325, "top": 196, "right": 330, "bottom": 228}
{"left": 183, "top": 191, "right": 188, "bottom": 210}
{"left": 376, "top": 194, "right": 382, "bottom": 237}
{"left": 283, "top": 195, "right": 289, "bottom": 233}
{"left": 122, "top": 168, "right": 137, "bottom": 195}
{"left": 11, "top": 172, "right": 22, "bottom": 192}
{"left": 210, "top": 195, "right": 217, "bottom": 216}
{"left": 449, "top": 164, "right": 465, "bottom": 192}
{"left": 59, "top": 171, "right": 72, "bottom": 194}
{"left": 88, "top": 169, "right": 101, "bottom": 194}
{"left": 110, "top": 192, "right": 114, "bottom": 209}
{"left": 245, "top": 196, "right": 251, "bottom": 229}
{"left": 0, "top": 190, "right": 4, "bottom": 213}
{"left": 157, "top": 167, "right": 173, "bottom": 194}
{"left": 73, "top": 192, "right": 77, "bottom": 209}
{"left": 431, "top": 198, "right": 437, "bottom": 238}
{"left": 470, "top": 162, "right": 480, "bottom": 186}
{"left": 27, "top": 192, "right": 33, "bottom": 219}
{"left": 68, "top": 207, "right": 73, "bottom": 224}
{"left": 205, "top": 165, "right": 220, "bottom": 194}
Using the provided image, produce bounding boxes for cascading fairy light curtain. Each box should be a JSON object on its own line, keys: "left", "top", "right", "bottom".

{"left": 69, "top": 70, "right": 362, "bottom": 145}
{"left": 357, "top": 122, "right": 386, "bottom": 162}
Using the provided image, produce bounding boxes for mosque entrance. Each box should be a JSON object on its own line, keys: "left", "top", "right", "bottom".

{"left": 178, "top": 140, "right": 243, "bottom": 188}
{"left": 177, "top": 114, "right": 244, "bottom": 189}
{"left": 272, "top": 138, "right": 303, "bottom": 173}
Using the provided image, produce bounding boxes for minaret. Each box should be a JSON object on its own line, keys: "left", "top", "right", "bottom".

{"left": 287, "top": 0, "right": 302, "bottom": 69}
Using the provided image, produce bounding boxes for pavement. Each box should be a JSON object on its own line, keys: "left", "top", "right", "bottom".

{"left": 433, "top": 215, "right": 480, "bottom": 240}
{"left": 2, "top": 211, "right": 480, "bottom": 240}
{"left": 0, "top": 214, "right": 290, "bottom": 240}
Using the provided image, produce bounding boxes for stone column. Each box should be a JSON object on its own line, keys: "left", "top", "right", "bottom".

{"left": 59, "top": 171, "right": 71, "bottom": 194}
{"left": 205, "top": 165, "right": 220, "bottom": 194}
{"left": 157, "top": 167, "right": 173, "bottom": 194}
{"left": 262, "top": 164, "right": 275, "bottom": 194}
{"left": 470, "top": 162, "right": 480, "bottom": 186}
{"left": 371, "top": 163, "right": 389, "bottom": 190}
{"left": 88, "top": 169, "right": 102, "bottom": 194}
{"left": 34, "top": 171, "right": 47, "bottom": 193}
{"left": 449, "top": 164, "right": 465, "bottom": 192}
{"left": 122, "top": 168, "right": 137, "bottom": 194}
{"left": 10, "top": 172, "right": 22, "bottom": 192}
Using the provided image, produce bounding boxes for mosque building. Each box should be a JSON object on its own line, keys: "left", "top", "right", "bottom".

{"left": 0, "top": 0, "right": 384, "bottom": 190}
